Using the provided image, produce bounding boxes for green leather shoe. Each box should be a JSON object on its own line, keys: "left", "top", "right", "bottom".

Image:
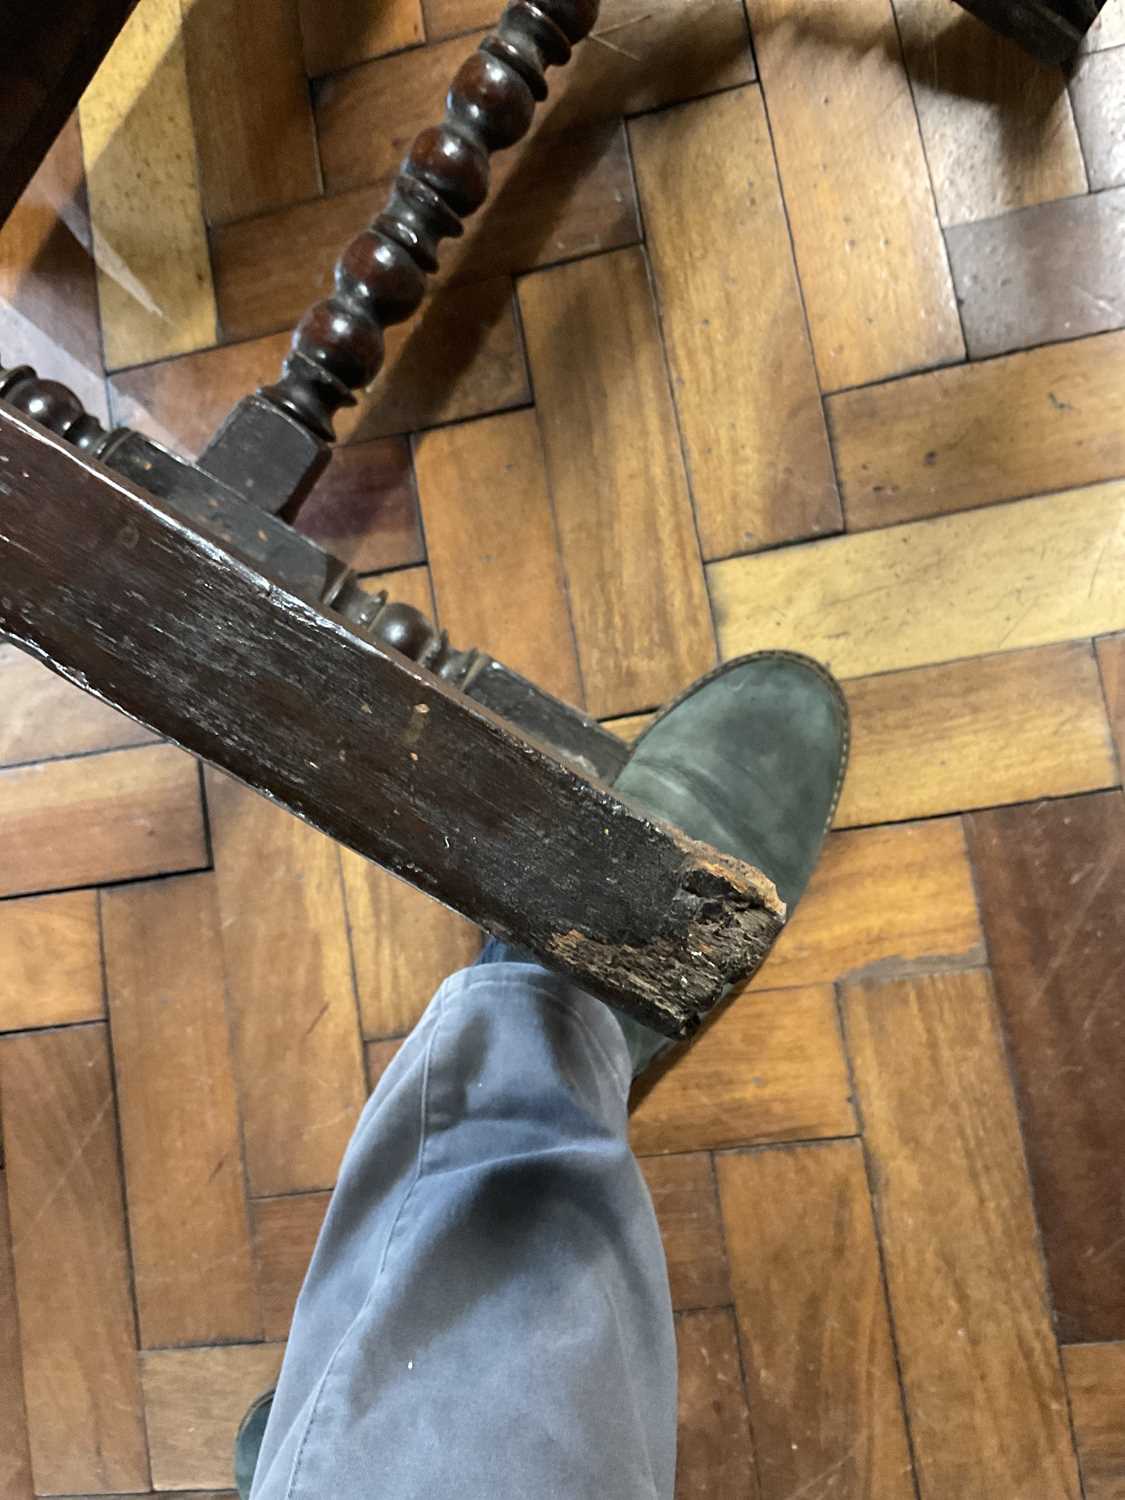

{"left": 234, "top": 1388, "right": 274, "bottom": 1500}
{"left": 613, "top": 651, "right": 849, "bottom": 1075}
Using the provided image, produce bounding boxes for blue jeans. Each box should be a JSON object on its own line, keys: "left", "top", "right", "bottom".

{"left": 250, "top": 960, "right": 677, "bottom": 1499}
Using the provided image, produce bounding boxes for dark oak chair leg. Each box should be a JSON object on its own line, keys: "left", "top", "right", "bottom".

{"left": 951, "top": 0, "right": 1108, "bottom": 63}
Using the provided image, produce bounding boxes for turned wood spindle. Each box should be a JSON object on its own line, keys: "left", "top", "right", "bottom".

{"left": 0, "top": 363, "right": 117, "bottom": 456}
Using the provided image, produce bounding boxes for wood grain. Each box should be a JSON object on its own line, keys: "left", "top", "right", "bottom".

{"left": 895, "top": 0, "right": 1086, "bottom": 226}
{"left": 709, "top": 481, "right": 1125, "bottom": 679}
{"left": 102, "top": 873, "right": 260, "bottom": 1348}
{"left": 675, "top": 1308, "right": 760, "bottom": 1500}
{"left": 142, "top": 1343, "right": 285, "bottom": 1491}
{"left": 630, "top": 984, "right": 856, "bottom": 1154}
{"left": 1064, "top": 1342, "right": 1125, "bottom": 1500}
{"left": 639, "top": 1154, "right": 730, "bottom": 1312}
{"left": 1070, "top": 47, "right": 1125, "bottom": 192}
{"left": 630, "top": 87, "right": 839, "bottom": 559}
{"left": 78, "top": 0, "right": 217, "bottom": 369}
{"left": 751, "top": 0, "right": 963, "bottom": 390}
{"left": 251, "top": 1191, "right": 331, "bottom": 1340}
{"left": 828, "top": 328, "right": 1125, "bottom": 530}
{"left": 207, "top": 770, "right": 367, "bottom": 1196}
{"left": 299, "top": 0, "right": 424, "bottom": 76}
{"left": 293, "top": 436, "right": 423, "bottom": 575}
{"left": 0, "top": 641, "right": 155, "bottom": 766}
{"left": 0, "top": 1025, "right": 150, "bottom": 1494}
{"left": 0, "top": 742, "right": 207, "bottom": 898}
{"left": 0, "top": 889, "right": 104, "bottom": 1032}
{"left": 0, "top": 1172, "right": 33, "bottom": 1500}
{"left": 365, "top": 1036, "right": 404, "bottom": 1091}
{"left": 967, "top": 792, "right": 1125, "bottom": 1343}
{"left": 717, "top": 1141, "right": 915, "bottom": 1500}
{"left": 181, "top": 0, "right": 319, "bottom": 225}
{"left": 212, "top": 121, "right": 637, "bottom": 344}
{"left": 414, "top": 408, "right": 583, "bottom": 704}
{"left": 946, "top": 187, "right": 1125, "bottom": 359}
{"left": 1097, "top": 632, "right": 1125, "bottom": 769}
{"left": 752, "top": 817, "right": 984, "bottom": 991}
{"left": 519, "top": 247, "right": 715, "bottom": 718}
{"left": 835, "top": 642, "right": 1119, "bottom": 828}
{"left": 844, "top": 969, "right": 1083, "bottom": 1498}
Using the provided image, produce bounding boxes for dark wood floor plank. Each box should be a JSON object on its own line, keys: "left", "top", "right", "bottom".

{"left": 413, "top": 407, "right": 583, "bottom": 705}
{"left": 1097, "top": 632, "right": 1125, "bottom": 768}
{"left": 630, "top": 86, "right": 839, "bottom": 560}
{"left": 640, "top": 1154, "right": 730, "bottom": 1313}
{"left": 181, "top": 0, "right": 319, "bottom": 225}
{"left": 947, "top": 187, "right": 1125, "bottom": 358}
{"left": 675, "top": 1308, "right": 760, "bottom": 1500}
{"left": 251, "top": 1191, "right": 331, "bottom": 1341}
{"left": 967, "top": 791, "right": 1125, "bottom": 1342}
{"left": 630, "top": 984, "right": 856, "bottom": 1155}
{"left": 0, "top": 743, "right": 207, "bottom": 899}
{"left": 828, "top": 329, "right": 1125, "bottom": 531}
{"left": 1064, "top": 1342, "right": 1125, "bottom": 1500}
{"left": 298, "top": 0, "right": 424, "bottom": 76}
{"left": 1070, "top": 48, "right": 1125, "bottom": 192}
{"left": 293, "top": 436, "right": 424, "bottom": 576}
{"left": 716, "top": 1141, "right": 916, "bottom": 1500}
{"left": 0, "top": 1171, "right": 33, "bottom": 1500}
{"left": 518, "top": 247, "right": 716, "bottom": 718}
{"left": 207, "top": 771, "right": 368, "bottom": 1197}
{"left": 0, "top": 641, "right": 156, "bottom": 767}
{"left": 844, "top": 968, "right": 1082, "bottom": 1498}
{"left": 103, "top": 873, "right": 261, "bottom": 1348}
{"left": 0, "top": 1025, "right": 150, "bottom": 1494}
{"left": 0, "top": 890, "right": 104, "bottom": 1033}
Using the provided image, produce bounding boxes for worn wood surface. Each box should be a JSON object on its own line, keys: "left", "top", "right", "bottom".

{"left": 717, "top": 1141, "right": 916, "bottom": 1500}
{"left": 0, "top": 1025, "right": 150, "bottom": 1494}
{"left": 639, "top": 1154, "right": 730, "bottom": 1313}
{"left": 675, "top": 1308, "right": 760, "bottom": 1500}
{"left": 1070, "top": 47, "right": 1125, "bottom": 192}
{"left": 967, "top": 792, "right": 1125, "bottom": 1343}
{"left": 292, "top": 436, "right": 423, "bottom": 574}
{"left": 103, "top": 873, "right": 261, "bottom": 1347}
{"left": 251, "top": 1192, "right": 331, "bottom": 1341}
{"left": 0, "top": 889, "right": 103, "bottom": 1031}
{"left": 1064, "top": 1343, "right": 1125, "bottom": 1500}
{"left": 845, "top": 969, "right": 1083, "bottom": 1498}
{"left": 0, "top": 1171, "right": 33, "bottom": 1500}
{"left": 0, "top": 639, "right": 155, "bottom": 765}
{"left": 1098, "top": 633, "right": 1125, "bottom": 766}
{"left": 298, "top": 0, "right": 423, "bottom": 76}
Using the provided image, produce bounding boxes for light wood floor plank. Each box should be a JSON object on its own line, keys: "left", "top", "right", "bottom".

{"left": 716, "top": 1141, "right": 915, "bottom": 1500}
{"left": 0, "top": 1025, "right": 150, "bottom": 1494}
{"left": 519, "top": 247, "right": 715, "bottom": 718}
{"left": 640, "top": 1154, "right": 730, "bottom": 1313}
{"left": 0, "top": 1171, "right": 33, "bottom": 1500}
{"left": 708, "top": 482, "right": 1125, "bottom": 680}
{"left": 1069, "top": 48, "right": 1125, "bottom": 192}
{"left": 675, "top": 1307, "right": 760, "bottom": 1500}
{"left": 299, "top": 0, "right": 424, "bottom": 76}
{"left": 844, "top": 969, "right": 1083, "bottom": 1498}
{"left": 1064, "top": 1342, "right": 1125, "bottom": 1500}
{"left": 1097, "top": 632, "right": 1125, "bottom": 769}
{"left": 0, "top": 890, "right": 103, "bottom": 1032}
{"left": 0, "top": 641, "right": 155, "bottom": 767}
{"left": 251, "top": 1192, "right": 331, "bottom": 1342}
{"left": 103, "top": 873, "right": 260, "bottom": 1348}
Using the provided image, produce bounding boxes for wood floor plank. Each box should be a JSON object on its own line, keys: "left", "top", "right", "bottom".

{"left": 142, "top": 1343, "right": 285, "bottom": 1491}
{"left": 947, "top": 187, "right": 1125, "bottom": 358}
{"left": 751, "top": 0, "right": 963, "bottom": 390}
{"left": 78, "top": 0, "right": 217, "bottom": 369}
{"left": 293, "top": 436, "right": 423, "bottom": 575}
{"left": 213, "top": 121, "right": 638, "bottom": 343}
{"left": 1064, "top": 1342, "right": 1125, "bottom": 1500}
{"left": 181, "top": 0, "right": 319, "bottom": 225}
{"left": 413, "top": 407, "right": 583, "bottom": 705}
{"left": 0, "top": 890, "right": 104, "bottom": 1032}
{"left": 630, "top": 87, "right": 839, "bottom": 560}
{"left": 828, "top": 329, "right": 1125, "bottom": 531}
{"left": 1070, "top": 48, "right": 1125, "bottom": 192}
{"left": 675, "top": 1308, "right": 760, "bottom": 1500}
{"left": 751, "top": 817, "right": 983, "bottom": 991}
{"left": 640, "top": 1154, "right": 730, "bottom": 1313}
{"left": 0, "top": 743, "right": 207, "bottom": 899}
{"left": 0, "top": 641, "right": 156, "bottom": 767}
{"left": 967, "top": 792, "right": 1125, "bottom": 1342}
{"left": 251, "top": 1192, "right": 331, "bottom": 1341}
{"left": 708, "top": 482, "right": 1125, "bottom": 679}
{"left": 207, "top": 770, "right": 367, "bottom": 1197}
{"left": 630, "top": 984, "right": 856, "bottom": 1155}
{"left": 835, "top": 642, "right": 1119, "bottom": 828}
{"left": 316, "top": 2, "right": 752, "bottom": 193}
{"left": 519, "top": 247, "right": 715, "bottom": 718}
{"left": 103, "top": 874, "right": 260, "bottom": 1348}
{"left": 0, "top": 1172, "right": 33, "bottom": 1500}
{"left": 1097, "top": 632, "right": 1125, "bottom": 768}
{"left": 894, "top": 0, "right": 1086, "bottom": 226}
{"left": 0, "top": 1025, "right": 150, "bottom": 1494}
{"left": 844, "top": 969, "right": 1083, "bottom": 1498}
{"left": 299, "top": 0, "right": 424, "bottom": 76}
{"left": 716, "top": 1141, "right": 916, "bottom": 1500}
{"left": 365, "top": 1037, "right": 404, "bottom": 1091}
